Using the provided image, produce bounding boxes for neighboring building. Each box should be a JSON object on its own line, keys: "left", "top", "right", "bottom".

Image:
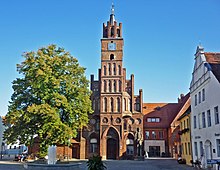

{"left": 177, "top": 105, "right": 192, "bottom": 165}
{"left": 190, "top": 45, "right": 220, "bottom": 169}
{"left": 142, "top": 93, "right": 189, "bottom": 158}
{"left": 0, "top": 116, "right": 27, "bottom": 159}
{"left": 168, "top": 93, "right": 190, "bottom": 159}
{"left": 73, "top": 5, "right": 144, "bottom": 160}
{"left": 143, "top": 103, "right": 180, "bottom": 157}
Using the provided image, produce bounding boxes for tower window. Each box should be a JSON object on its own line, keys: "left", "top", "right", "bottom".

{"left": 117, "top": 97, "right": 120, "bottom": 112}
{"left": 108, "top": 63, "right": 111, "bottom": 75}
{"left": 117, "top": 29, "right": 120, "bottom": 37}
{"left": 111, "top": 27, "right": 114, "bottom": 37}
{"left": 113, "top": 80, "right": 116, "bottom": 92}
{"left": 113, "top": 63, "right": 116, "bottom": 75}
{"left": 110, "top": 54, "right": 114, "bottom": 60}
{"left": 104, "top": 98, "right": 107, "bottom": 112}
{"left": 111, "top": 98, "right": 114, "bottom": 112}
{"left": 103, "top": 65, "right": 106, "bottom": 75}
{"left": 118, "top": 65, "right": 121, "bottom": 75}
{"left": 104, "top": 80, "right": 107, "bottom": 92}
{"left": 109, "top": 80, "right": 112, "bottom": 92}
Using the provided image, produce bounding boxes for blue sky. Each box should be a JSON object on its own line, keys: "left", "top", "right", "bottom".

{"left": 0, "top": 0, "right": 220, "bottom": 116}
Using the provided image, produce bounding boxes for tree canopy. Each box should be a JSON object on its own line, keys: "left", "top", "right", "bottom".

{"left": 4, "top": 44, "right": 93, "bottom": 156}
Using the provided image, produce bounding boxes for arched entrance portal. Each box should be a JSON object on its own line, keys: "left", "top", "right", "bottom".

{"left": 205, "top": 140, "right": 212, "bottom": 160}
{"left": 107, "top": 128, "right": 119, "bottom": 159}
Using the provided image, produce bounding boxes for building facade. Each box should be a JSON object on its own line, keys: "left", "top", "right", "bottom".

{"left": 76, "top": 5, "right": 144, "bottom": 160}
{"left": 143, "top": 93, "right": 189, "bottom": 158}
{"left": 177, "top": 105, "right": 192, "bottom": 165}
{"left": 190, "top": 46, "right": 220, "bottom": 169}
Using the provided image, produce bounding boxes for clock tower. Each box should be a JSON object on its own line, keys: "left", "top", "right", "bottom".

{"left": 88, "top": 4, "right": 143, "bottom": 160}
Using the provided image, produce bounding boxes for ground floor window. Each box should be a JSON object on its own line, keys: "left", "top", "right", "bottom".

{"left": 126, "top": 145, "right": 134, "bottom": 155}
{"left": 126, "top": 138, "right": 134, "bottom": 155}
{"left": 149, "top": 146, "right": 160, "bottom": 157}
{"left": 90, "top": 138, "right": 98, "bottom": 153}
{"left": 194, "top": 142, "right": 198, "bottom": 157}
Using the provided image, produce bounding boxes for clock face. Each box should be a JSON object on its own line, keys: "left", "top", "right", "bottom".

{"left": 108, "top": 43, "right": 116, "bottom": 51}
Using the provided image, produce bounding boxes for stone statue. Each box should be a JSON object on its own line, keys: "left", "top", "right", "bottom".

{"left": 135, "top": 128, "right": 143, "bottom": 156}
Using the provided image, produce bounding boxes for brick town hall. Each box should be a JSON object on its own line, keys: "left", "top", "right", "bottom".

{"left": 69, "top": 5, "right": 187, "bottom": 160}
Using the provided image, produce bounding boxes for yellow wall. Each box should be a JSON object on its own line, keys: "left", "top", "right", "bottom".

{"left": 179, "top": 114, "right": 192, "bottom": 165}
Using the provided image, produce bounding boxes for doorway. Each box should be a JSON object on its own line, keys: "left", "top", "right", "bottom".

{"left": 149, "top": 146, "right": 160, "bottom": 157}
{"left": 106, "top": 128, "right": 119, "bottom": 159}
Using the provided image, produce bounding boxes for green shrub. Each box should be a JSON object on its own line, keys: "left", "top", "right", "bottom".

{"left": 87, "top": 155, "right": 106, "bottom": 170}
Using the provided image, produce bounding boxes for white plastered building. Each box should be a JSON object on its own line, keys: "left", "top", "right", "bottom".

{"left": 190, "top": 45, "right": 220, "bottom": 169}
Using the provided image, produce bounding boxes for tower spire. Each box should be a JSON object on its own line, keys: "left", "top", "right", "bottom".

{"left": 110, "top": 3, "right": 115, "bottom": 25}
{"left": 111, "top": 3, "right": 115, "bottom": 15}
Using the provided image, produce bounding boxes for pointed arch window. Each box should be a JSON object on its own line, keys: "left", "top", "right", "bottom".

{"left": 104, "top": 97, "right": 107, "bottom": 112}
{"left": 113, "top": 63, "right": 116, "bottom": 75}
{"left": 104, "top": 80, "right": 107, "bottom": 92}
{"left": 113, "top": 80, "right": 116, "bottom": 92}
{"left": 111, "top": 97, "right": 114, "bottom": 113}
{"left": 119, "top": 80, "right": 122, "bottom": 92}
{"left": 90, "top": 138, "right": 98, "bottom": 153}
{"left": 108, "top": 63, "right": 111, "bottom": 75}
{"left": 117, "top": 97, "right": 120, "bottom": 112}
{"left": 118, "top": 65, "right": 121, "bottom": 75}
{"left": 103, "top": 65, "right": 106, "bottom": 75}
{"left": 124, "top": 98, "right": 127, "bottom": 111}
{"left": 109, "top": 80, "right": 112, "bottom": 92}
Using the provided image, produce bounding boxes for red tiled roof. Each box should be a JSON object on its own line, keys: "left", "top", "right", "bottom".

{"left": 142, "top": 93, "right": 190, "bottom": 128}
{"left": 205, "top": 52, "right": 220, "bottom": 83}
{"left": 142, "top": 103, "right": 180, "bottom": 128}
{"left": 204, "top": 52, "right": 220, "bottom": 64}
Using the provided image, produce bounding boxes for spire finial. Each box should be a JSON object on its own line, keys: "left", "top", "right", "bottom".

{"left": 111, "top": 3, "right": 115, "bottom": 15}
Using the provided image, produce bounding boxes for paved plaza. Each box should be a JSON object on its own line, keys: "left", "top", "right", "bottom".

{"left": 0, "top": 158, "right": 199, "bottom": 170}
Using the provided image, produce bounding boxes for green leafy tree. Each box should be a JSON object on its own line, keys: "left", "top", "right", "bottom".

{"left": 4, "top": 44, "right": 93, "bottom": 157}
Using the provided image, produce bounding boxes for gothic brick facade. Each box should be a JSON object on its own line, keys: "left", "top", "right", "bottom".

{"left": 75, "top": 5, "right": 144, "bottom": 160}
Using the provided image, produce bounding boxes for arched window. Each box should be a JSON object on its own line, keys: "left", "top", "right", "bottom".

{"left": 128, "top": 99, "right": 131, "bottom": 111}
{"left": 135, "top": 103, "right": 140, "bottom": 111}
{"left": 104, "top": 98, "right": 107, "bottom": 112}
{"left": 110, "top": 54, "right": 114, "bottom": 60}
{"left": 104, "top": 80, "right": 107, "bottom": 92}
{"left": 113, "top": 63, "right": 116, "bottom": 75}
{"left": 117, "top": 97, "right": 120, "bottom": 112}
{"left": 109, "top": 80, "right": 112, "bottom": 92}
{"left": 113, "top": 80, "right": 116, "bottom": 92}
{"left": 118, "top": 65, "right": 121, "bottom": 75}
{"left": 90, "top": 138, "right": 97, "bottom": 153}
{"left": 108, "top": 63, "right": 111, "bottom": 75}
{"left": 124, "top": 98, "right": 126, "bottom": 111}
{"left": 111, "top": 98, "right": 114, "bottom": 112}
{"left": 103, "top": 65, "right": 106, "bottom": 75}
{"left": 119, "top": 80, "right": 122, "bottom": 92}
{"left": 126, "top": 134, "right": 134, "bottom": 155}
